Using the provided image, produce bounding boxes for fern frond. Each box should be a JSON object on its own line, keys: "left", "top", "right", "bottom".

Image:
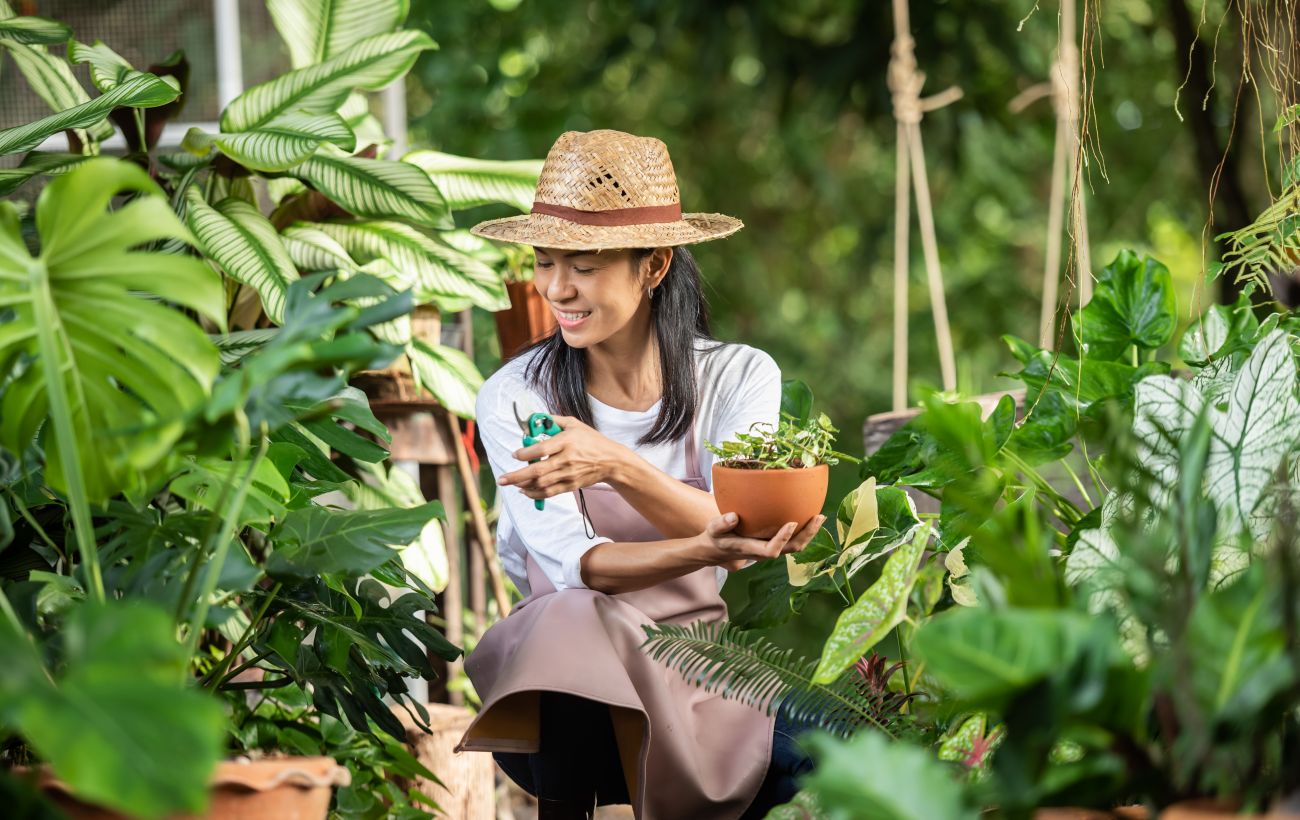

{"left": 640, "top": 620, "right": 903, "bottom": 739}
{"left": 1217, "top": 181, "right": 1300, "bottom": 295}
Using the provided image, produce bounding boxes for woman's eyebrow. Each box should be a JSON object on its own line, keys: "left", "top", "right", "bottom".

{"left": 564, "top": 250, "right": 599, "bottom": 258}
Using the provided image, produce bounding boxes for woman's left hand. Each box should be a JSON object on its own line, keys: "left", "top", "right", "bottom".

{"left": 497, "top": 414, "right": 629, "bottom": 500}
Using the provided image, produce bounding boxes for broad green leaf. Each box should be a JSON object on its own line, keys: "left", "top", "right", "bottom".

{"left": 1001, "top": 334, "right": 1168, "bottom": 413}
{"left": 14, "top": 602, "right": 225, "bottom": 818}
{"left": 68, "top": 40, "right": 134, "bottom": 91}
{"left": 182, "top": 112, "right": 356, "bottom": 173}
{"left": 812, "top": 526, "right": 927, "bottom": 684}
{"left": 266, "top": 502, "right": 444, "bottom": 580}
{"left": 184, "top": 190, "right": 299, "bottom": 324}
{"left": 291, "top": 154, "right": 452, "bottom": 228}
{"left": 348, "top": 463, "right": 449, "bottom": 592}
{"left": 282, "top": 224, "right": 360, "bottom": 272}
{"left": 268, "top": 0, "right": 410, "bottom": 68}
{"left": 403, "top": 149, "right": 542, "bottom": 212}
{"left": 913, "top": 607, "right": 1097, "bottom": 702}
{"left": 0, "top": 15, "right": 69, "bottom": 45}
{"left": 0, "top": 159, "right": 222, "bottom": 502}
{"left": 304, "top": 220, "right": 509, "bottom": 311}
{"left": 1072, "top": 250, "right": 1177, "bottom": 360}
{"left": 407, "top": 338, "right": 485, "bottom": 418}
{"left": 169, "top": 454, "right": 292, "bottom": 527}
{"left": 800, "top": 730, "right": 975, "bottom": 820}
{"left": 1006, "top": 390, "right": 1076, "bottom": 465}
{"left": 0, "top": 71, "right": 178, "bottom": 156}
{"left": 779, "top": 377, "right": 815, "bottom": 427}
{"left": 220, "top": 30, "right": 435, "bottom": 132}
{"left": 0, "top": 151, "right": 87, "bottom": 196}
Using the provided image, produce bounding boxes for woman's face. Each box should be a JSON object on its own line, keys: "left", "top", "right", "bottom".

{"left": 531, "top": 246, "right": 669, "bottom": 348}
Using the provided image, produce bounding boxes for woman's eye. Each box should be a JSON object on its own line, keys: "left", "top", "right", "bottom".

{"left": 573, "top": 267, "right": 595, "bottom": 274}
{"left": 535, "top": 260, "right": 554, "bottom": 269}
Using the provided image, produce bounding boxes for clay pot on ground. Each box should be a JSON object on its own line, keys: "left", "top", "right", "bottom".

{"left": 494, "top": 279, "right": 557, "bottom": 360}
{"left": 711, "top": 462, "right": 829, "bottom": 539}
{"left": 1161, "top": 799, "right": 1300, "bottom": 819}
{"left": 36, "top": 756, "right": 350, "bottom": 820}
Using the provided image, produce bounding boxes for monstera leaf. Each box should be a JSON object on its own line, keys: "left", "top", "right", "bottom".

{"left": 266, "top": 502, "right": 444, "bottom": 580}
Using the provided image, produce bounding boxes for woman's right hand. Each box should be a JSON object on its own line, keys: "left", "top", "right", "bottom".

{"left": 698, "top": 512, "right": 827, "bottom": 571}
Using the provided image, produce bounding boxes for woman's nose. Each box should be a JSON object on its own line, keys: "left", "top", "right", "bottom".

{"left": 545, "top": 270, "right": 577, "bottom": 300}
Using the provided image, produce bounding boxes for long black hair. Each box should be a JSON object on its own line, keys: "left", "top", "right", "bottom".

{"left": 515, "top": 245, "right": 722, "bottom": 447}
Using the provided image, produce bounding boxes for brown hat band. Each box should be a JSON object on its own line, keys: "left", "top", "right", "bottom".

{"left": 530, "top": 200, "right": 683, "bottom": 226}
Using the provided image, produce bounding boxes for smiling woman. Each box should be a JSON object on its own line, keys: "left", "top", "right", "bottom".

{"left": 453, "top": 129, "right": 823, "bottom": 819}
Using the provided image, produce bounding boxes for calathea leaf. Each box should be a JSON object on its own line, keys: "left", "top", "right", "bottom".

{"left": 290, "top": 153, "right": 452, "bottom": 228}
{"left": 1072, "top": 250, "right": 1177, "bottom": 360}
{"left": 267, "top": 0, "right": 410, "bottom": 69}
{"left": 182, "top": 112, "right": 356, "bottom": 173}
{"left": 406, "top": 338, "right": 484, "bottom": 418}
{"left": 184, "top": 190, "right": 300, "bottom": 324}
{"left": 0, "top": 71, "right": 179, "bottom": 156}
{"left": 0, "top": 14, "right": 69, "bottom": 45}
{"left": 402, "top": 149, "right": 543, "bottom": 212}
{"left": 0, "top": 151, "right": 87, "bottom": 196}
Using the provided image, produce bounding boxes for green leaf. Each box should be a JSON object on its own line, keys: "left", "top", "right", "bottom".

{"left": 800, "top": 730, "right": 975, "bottom": 820}
{"left": 268, "top": 0, "right": 410, "bottom": 69}
{"left": 1071, "top": 250, "right": 1177, "bottom": 360}
{"left": 267, "top": 502, "right": 445, "bottom": 580}
{"left": 68, "top": 40, "right": 135, "bottom": 91}
{"left": 12, "top": 602, "right": 226, "bottom": 818}
{"left": 0, "top": 159, "right": 223, "bottom": 503}
{"left": 282, "top": 224, "right": 360, "bottom": 272}
{"left": 184, "top": 190, "right": 300, "bottom": 324}
{"left": 0, "top": 71, "right": 179, "bottom": 157}
{"left": 780, "top": 378, "right": 815, "bottom": 426}
{"left": 304, "top": 220, "right": 509, "bottom": 311}
{"left": 403, "top": 149, "right": 542, "bottom": 212}
{"left": 1006, "top": 390, "right": 1076, "bottom": 465}
{"left": 169, "top": 455, "right": 291, "bottom": 527}
{"left": 220, "top": 31, "right": 435, "bottom": 132}
{"left": 0, "top": 151, "right": 87, "bottom": 196}
{"left": 0, "top": 15, "right": 70, "bottom": 45}
{"left": 812, "top": 526, "right": 927, "bottom": 684}
{"left": 406, "top": 338, "right": 484, "bottom": 418}
{"left": 913, "top": 607, "right": 1097, "bottom": 703}
{"left": 183, "top": 112, "right": 356, "bottom": 173}
{"left": 1000, "top": 334, "right": 1168, "bottom": 413}
{"left": 0, "top": 15, "right": 114, "bottom": 146}
{"left": 291, "top": 154, "right": 451, "bottom": 228}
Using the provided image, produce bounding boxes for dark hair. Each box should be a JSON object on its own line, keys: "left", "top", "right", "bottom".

{"left": 515, "top": 245, "right": 722, "bottom": 447}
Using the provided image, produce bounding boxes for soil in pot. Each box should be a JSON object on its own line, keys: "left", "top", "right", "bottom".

{"left": 711, "top": 461, "right": 828, "bottom": 539}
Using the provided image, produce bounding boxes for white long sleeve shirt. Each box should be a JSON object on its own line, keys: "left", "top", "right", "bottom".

{"left": 476, "top": 338, "right": 783, "bottom": 599}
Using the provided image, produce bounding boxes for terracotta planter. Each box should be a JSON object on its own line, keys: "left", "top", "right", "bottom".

{"left": 494, "top": 279, "right": 556, "bottom": 360}
{"left": 711, "top": 462, "right": 829, "bottom": 539}
{"left": 1160, "top": 800, "right": 1300, "bottom": 819}
{"left": 1035, "top": 808, "right": 1150, "bottom": 820}
{"left": 37, "top": 756, "right": 350, "bottom": 820}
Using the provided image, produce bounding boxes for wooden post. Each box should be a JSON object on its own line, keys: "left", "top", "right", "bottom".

{"left": 429, "top": 462, "right": 464, "bottom": 707}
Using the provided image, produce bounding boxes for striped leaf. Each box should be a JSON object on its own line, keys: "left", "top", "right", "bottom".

{"left": 268, "top": 0, "right": 409, "bottom": 68}
{"left": 281, "top": 224, "right": 359, "bottom": 272}
{"left": 0, "top": 72, "right": 178, "bottom": 157}
{"left": 0, "top": 40, "right": 114, "bottom": 144}
{"left": 407, "top": 338, "right": 483, "bottom": 418}
{"left": 182, "top": 112, "right": 356, "bottom": 173}
{"left": 0, "top": 15, "right": 70, "bottom": 45}
{"left": 68, "top": 40, "right": 133, "bottom": 91}
{"left": 403, "top": 150, "right": 542, "bottom": 212}
{"left": 184, "top": 190, "right": 299, "bottom": 324}
{"left": 0, "top": 151, "right": 87, "bottom": 196}
{"left": 220, "top": 31, "right": 435, "bottom": 132}
{"left": 213, "top": 329, "right": 280, "bottom": 365}
{"left": 290, "top": 154, "right": 451, "bottom": 228}
{"left": 303, "top": 220, "right": 509, "bottom": 311}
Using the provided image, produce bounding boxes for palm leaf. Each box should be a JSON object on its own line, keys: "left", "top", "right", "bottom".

{"left": 182, "top": 112, "right": 356, "bottom": 173}
{"left": 290, "top": 154, "right": 451, "bottom": 228}
{"left": 0, "top": 151, "right": 87, "bottom": 196}
{"left": 407, "top": 338, "right": 482, "bottom": 417}
{"left": 268, "top": 0, "right": 409, "bottom": 68}
{"left": 640, "top": 620, "right": 899, "bottom": 738}
{"left": 220, "top": 31, "right": 434, "bottom": 132}
{"left": 303, "top": 220, "right": 509, "bottom": 311}
{"left": 0, "top": 72, "right": 178, "bottom": 157}
{"left": 403, "top": 150, "right": 542, "bottom": 212}
{"left": 184, "top": 190, "right": 299, "bottom": 324}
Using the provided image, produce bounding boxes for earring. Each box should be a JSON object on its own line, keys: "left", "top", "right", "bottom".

{"left": 647, "top": 286, "right": 656, "bottom": 302}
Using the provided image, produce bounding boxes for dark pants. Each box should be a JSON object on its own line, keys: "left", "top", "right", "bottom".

{"left": 492, "top": 691, "right": 816, "bottom": 817}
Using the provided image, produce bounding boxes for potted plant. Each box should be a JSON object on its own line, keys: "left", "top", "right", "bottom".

{"left": 492, "top": 244, "right": 559, "bottom": 360}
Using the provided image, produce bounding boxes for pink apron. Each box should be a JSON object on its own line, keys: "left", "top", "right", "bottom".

{"left": 454, "top": 425, "right": 776, "bottom": 819}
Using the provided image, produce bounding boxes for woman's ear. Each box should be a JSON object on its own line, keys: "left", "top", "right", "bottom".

{"left": 646, "top": 246, "right": 673, "bottom": 288}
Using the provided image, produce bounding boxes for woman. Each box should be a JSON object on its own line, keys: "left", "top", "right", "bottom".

{"left": 454, "top": 130, "right": 824, "bottom": 819}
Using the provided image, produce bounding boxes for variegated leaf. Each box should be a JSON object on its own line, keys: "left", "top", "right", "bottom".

{"left": 184, "top": 190, "right": 299, "bottom": 324}
{"left": 290, "top": 154, "right": 450, "bottom": 228}
{"left": 407, "top": 338, "right": 483, "bottom": 418}
{"left": 267, "top": 0, "right": 409, "bottom": 69}
{"left": 403, "top": 150, "right": 543, "bottom": 212}
{"left": 182, "top": 112, "right": 355, "bottom": 173}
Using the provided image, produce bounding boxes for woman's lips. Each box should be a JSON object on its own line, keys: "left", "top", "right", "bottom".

{"left": 554, "top": 309, "right": 591, "bottom": 329}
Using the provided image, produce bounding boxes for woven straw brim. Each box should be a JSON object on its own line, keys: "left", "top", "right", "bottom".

{"left": 470, "top": 211, "right": 743, "bottom": 250}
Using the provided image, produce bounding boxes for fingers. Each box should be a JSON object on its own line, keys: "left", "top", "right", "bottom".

{"left": 769, "top": 515, "right": 827, "bottom": 556}
{"left": 513, "top": 438, "right": 558, "bottom": 461}
{"left": 706, "top": 512, "right": 741, "bottom": 536}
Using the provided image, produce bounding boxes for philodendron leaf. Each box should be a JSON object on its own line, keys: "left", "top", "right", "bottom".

{"left": 0, "top": 71, "right": 179, "bottom": 156}
{"left": 182, "top": 112, "right": 356, "bottom": 172}
{"left": 1072, "top": 250, "right": 1177, "bottom": 361}
{"left": 268, "top": 0, "right": 410, "bottom": 69}
{"left": 220, "top": 30, "right": 435, "bottom": 132}
{"left": 185, "top": 190, "right": 300, "bottom": 324}
{"left": 267, "top": 501, "right": 444, "bottom": 580}
{"left": 912, "top": 607, "right": 1097, "bottom": 703}
{"left": 812, "top": 525, "right": 928, "bottom": 684}
{"left": 0, "top": 159, "right": 222, "bottom": 503}
{"left": 0, "top": 15, "right": 69, "bottom": 45}
{"left": 407, "top": 338, "right": 485, "bottom": 418}
{"left": 403, "top": 149, "right": 543, "bottom": 212}
{"left": 799, "top": 730, "right": 975, "bottom": 820}
{"left": 290, "top": 154, "right": 452, "bottom": 228}
{"left": 1001, "top": 335, "right": 1169, "bottom": 413}
{"left": 8, "top": 602, "right": 226, "bottom": 819}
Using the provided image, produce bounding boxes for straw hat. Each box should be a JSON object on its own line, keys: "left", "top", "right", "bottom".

{"left": 469, "top": 129, "right": 743, "bottom": 250}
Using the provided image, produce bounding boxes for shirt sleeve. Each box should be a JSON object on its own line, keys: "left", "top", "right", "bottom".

{"left": 476, "top": 373, "right": 613, "bottom": 593}
{"left": 701, "top": 348, "right": 784, "bottom": 482}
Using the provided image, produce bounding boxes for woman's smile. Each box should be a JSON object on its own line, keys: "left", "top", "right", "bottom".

{"left": 554, "top": 307, "right": 592, "bottom": 328}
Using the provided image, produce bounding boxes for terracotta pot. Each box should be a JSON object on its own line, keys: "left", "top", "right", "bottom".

{"left": 711, "top": 462, "right": 828, "bottom": 539}
{"left": 37, "top": 756, "right": 350, "bottom": 820}
{"left": 1160, "top": 799, "right": 1300, "bottom": 819}
{"left": 494, "top": 279, "right": 556, "bottom": 360}
{"left": 1035, "top": 808, "right": 1151, "bottom": 820}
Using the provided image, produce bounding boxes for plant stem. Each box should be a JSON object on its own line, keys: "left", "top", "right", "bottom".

{"left": 3, "top": 488, "right": 65, "bottom": 563}
{"left": 1060, "top": 457, "right": 1095, "bottom": 509}
{"left": 205, "top": 583, "right": 281, "bottom": 691}
{"left": 0, "top": 584, "right": 23, "bottom": 633}
{"left": 31, "top": 259, "right": 103, "bottom": 601}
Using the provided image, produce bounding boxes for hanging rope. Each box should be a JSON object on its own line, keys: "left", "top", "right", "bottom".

{"left": 889, "top": 0, "right": 963, "bottom": 412}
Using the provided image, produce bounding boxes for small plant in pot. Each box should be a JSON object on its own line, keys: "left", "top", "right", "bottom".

{"left": 706, "top": 381, "right": 859, "bottom": 538}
